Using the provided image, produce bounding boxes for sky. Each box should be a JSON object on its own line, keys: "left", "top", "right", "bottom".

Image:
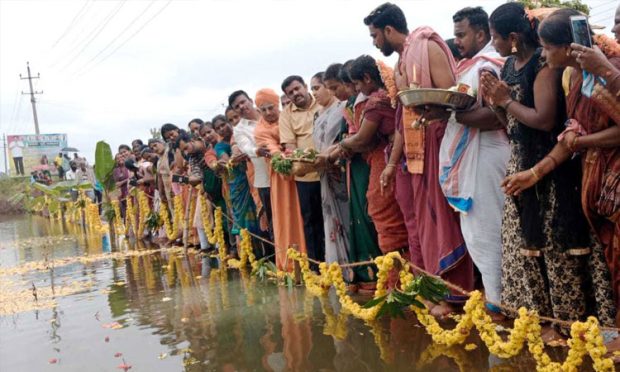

{"left": 0, "top": 0, "right": 617, "bottom": 171}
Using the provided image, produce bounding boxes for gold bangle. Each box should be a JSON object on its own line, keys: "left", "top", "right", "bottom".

{"left": 502, "top": 100, "right": 515, "bottom": 111}
{"left": 544, "top": 155, "right": 558, "bottom": 170}
{"left": 530, "top": 167, "right": 540, "bottom": 182}
{"left": 386, "top": 163, "right": 396, "bottom": 169}
{"left": 571, "top": 136, "right": 579, "bottom": 152}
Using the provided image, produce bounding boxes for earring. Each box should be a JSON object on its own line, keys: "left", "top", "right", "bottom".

{"left": 511, "top": 42, "right": 517, "bottom": 54}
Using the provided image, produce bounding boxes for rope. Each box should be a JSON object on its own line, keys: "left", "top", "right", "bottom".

{"left": 59, "top": 185, "right": 620, "bottom": 333}
{"left": 201, "top": 194, "right": 620, "bottom": 332}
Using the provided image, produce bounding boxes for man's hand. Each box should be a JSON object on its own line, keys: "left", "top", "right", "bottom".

{"left": 257, "top": 146, "right": 271, "bottom": 158}
{"left": 414, "top": 104, "right": 451, "bottom": 122}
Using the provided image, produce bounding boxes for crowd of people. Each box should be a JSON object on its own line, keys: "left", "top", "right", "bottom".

{"left": 105, "top": 2, "right": 620, "bottom": 353}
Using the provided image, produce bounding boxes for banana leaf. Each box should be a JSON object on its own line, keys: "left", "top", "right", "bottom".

{"left": 95, "top": 141, "right": 116, "bottom": 193}
{"left": 31, "top": 182, "right": 61, "bottom": 197}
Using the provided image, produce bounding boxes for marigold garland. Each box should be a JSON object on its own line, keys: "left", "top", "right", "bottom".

{"left": 198, "top": 193, "right": 217, "bottom": 245}
{"left": 212, "top": 207, "right": 227, "bottom": 263}
{"left": 136, "top": 191, "right": 150, "bottom": 237}
{"left": 377, "top": 60, "right": 397, "bottom": 108}
{"left": 187, "top": 191, "right": 197, "bottom": 232}
{"left": 594, "top": 34, "right": 620, "bottom": 58}
{"left": 125, "top": 196, "right": 138, "bottom": 237}
{"left": 41, "top": 186, "right": 619, "bottom": 371}
{"left": 111, "top": 200, "right": 126, "bottom": 236}
{"left": 318, "top": 296, "right": 348, "bottom": 340}
{"left": 416, "top": 343, "right": 473, "bottom": 371}
{"left": 227, "top": 229, "right": 256, "bottom": 270}
{"left": 284, "top": 249, "right": 616, "bottom": 372}
{"left": 160, "top": 194, "right": 183, "bottom": 240}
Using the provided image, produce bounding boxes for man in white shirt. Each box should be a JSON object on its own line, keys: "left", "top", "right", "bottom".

{"left": 229, "top": 90, "right": 272, "bottom": 237}
{"left": 9, "top": 138, "right": 25, "bottom": 175}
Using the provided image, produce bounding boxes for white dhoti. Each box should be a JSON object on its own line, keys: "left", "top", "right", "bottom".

{"left": 459, "top": 130, "right": 509, "bottom": 303}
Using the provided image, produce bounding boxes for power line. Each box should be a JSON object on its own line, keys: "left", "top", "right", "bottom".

{"left": 2, "top": 89, "right": 19, "bottom": 133}
{"left": 80, "top": 0, "right": 172, "bottom": 76}
{"left": 51, "top": 0, "right": 91, "bottom": 49}
{"left": 47, "top": 1, "right": 97, "bottom": 69}
{"left": 73, "top": 0, "right": 159, "bottom": 76}
{"left": 589, "top": 4, "right": 617, "bottom": 19}
{"left": 59, "top": 0, "right": 127, "bottom": 72}
{"left": 7, "top": 95, "right": 24, "bottom": 136}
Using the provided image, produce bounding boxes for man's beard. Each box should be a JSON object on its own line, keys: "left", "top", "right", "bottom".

{"left": 381, "top": 42, "right": 395, "bottom": 57}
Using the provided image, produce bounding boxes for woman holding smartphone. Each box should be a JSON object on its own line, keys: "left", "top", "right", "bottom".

{"left": 502, "top": 9, "right": 620, "bottom": 337}
{"left": 481, "top": 3, "right": 615, "bottom": 342}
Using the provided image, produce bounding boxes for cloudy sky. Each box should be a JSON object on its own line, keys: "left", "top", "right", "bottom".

{"left": 0, "top": 0, "right": 617, "bottom": 170}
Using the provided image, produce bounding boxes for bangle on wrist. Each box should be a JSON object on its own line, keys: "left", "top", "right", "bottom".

{"left": 544, "top": 155, "right": 558, "bottom": 170}
{"left": 572, "top": 136, "right": 579, "bottom": 152}
{"left": 386, "top": 163, "right": 396, "bottom": 169}
{"left": 502, "top": 99, "right": 514, "bottom": 111}
{"left": 530, "top": 167, "right": 541, "bottom": 182}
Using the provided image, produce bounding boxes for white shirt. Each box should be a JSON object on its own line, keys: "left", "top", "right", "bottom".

{"left": 9, "top": 140, "right": 24, "bottom": 157}
{"left": 65, "top": 169, "right": 76, "bottom": 180}
{"left": 233, "top": 118, "right": 270, "bottom": 188}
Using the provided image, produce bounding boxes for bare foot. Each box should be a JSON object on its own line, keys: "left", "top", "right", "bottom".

{"left": 541, "top": 326, "right": 567, "bottom": 347}
{"left": 604, "top": 336, "right": 620, "bottom": 363}
{"left": 422, "top": 299, "right": 436, "bottom": 313}
{"left": 430, "top": 301, "right": 455, "bottom": 319}
{"left": 485, "top": 307, "right": 506, "bottom": 322}
{"left": 347, "top": 283, "right": 359, "bottom": 294}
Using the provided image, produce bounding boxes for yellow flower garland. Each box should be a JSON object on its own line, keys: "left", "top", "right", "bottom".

{"left": 136, "top": 191, "right": 150, "bottom": 237}
{"left": 125, "top": 196, "right": 138, "bottom": 237}
{"left": 416, "top": 343, "right": 473, "bottom": 371}
{"left": 111, "top": 200, "right": 125, "bottom": 236}
{"left": 44, "top": 189, "right": 619, "bottom": 372}
{"left": 228, "top": 229, "right": 256, "bottom": 270}
{"left": 212, "top": 207, "right": 227, "bottom": 263}
{"left": 198, "top": 193, "right": 217, "bottom": 245}
{"left": 160, "top": 194, "right": 183, "bottom": 240}
{"left": 318, "top": 296, "right": 348, "bottom": 340}
{"left": 284, "top": 249, "right": 616, "bottom": 371}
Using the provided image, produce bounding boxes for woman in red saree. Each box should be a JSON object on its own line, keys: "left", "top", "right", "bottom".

{"left": 324, "top": 55, "right": 409, "bottom": 254}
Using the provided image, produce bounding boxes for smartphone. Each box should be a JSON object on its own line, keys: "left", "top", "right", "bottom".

{"left": 172, "top": 174, "right": 189, "bottom": 184}
{"left": 570, "top": 15, "right": 592, "bottom": 48}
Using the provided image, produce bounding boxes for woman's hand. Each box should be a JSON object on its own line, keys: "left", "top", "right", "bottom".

{"left": 314, "top": 153, "right": 328, "bottom": 168}
{"left": 380, "top": 165, "right": 396, "bottom": 196}
{"left": 501, "top": 171, "right": 538, "bottom": 196}
{"left": 480, "top": 71, "right": 511, "bottom": 107}
{"left": 559, "top": 130, "right": 579, "bottom": 152}
{"left": 571, "top": 43, "right": 616, "bottom": 77}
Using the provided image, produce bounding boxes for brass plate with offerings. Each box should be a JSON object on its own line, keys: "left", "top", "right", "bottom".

{"left": 397, "top": 86, "right": 476, "bottom": 111}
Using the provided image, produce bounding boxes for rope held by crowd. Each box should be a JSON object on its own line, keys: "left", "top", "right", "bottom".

{"left": 199, "top": 196, "right": 620, "bottom": 334}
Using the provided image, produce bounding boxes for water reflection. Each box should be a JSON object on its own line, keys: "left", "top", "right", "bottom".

{"left": 0, "top": 215, "right": 578, "bottom": 371}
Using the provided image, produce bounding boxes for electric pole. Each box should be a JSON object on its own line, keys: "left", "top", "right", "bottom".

{"left": 20, "top": 62, "right": 43, "bottom": 135}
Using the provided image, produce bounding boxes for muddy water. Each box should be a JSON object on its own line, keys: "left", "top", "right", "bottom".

{"left": 0, "top": 215, "right": 573, "bottom": 371}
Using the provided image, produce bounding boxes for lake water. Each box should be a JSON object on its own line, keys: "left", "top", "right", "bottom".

{"left": 0, "top": 215, "right": 577, "bottom": 371}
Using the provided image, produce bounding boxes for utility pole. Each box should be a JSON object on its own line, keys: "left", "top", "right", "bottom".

{"left": 20, "top": 62, "right": 43, "bottom": 135}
